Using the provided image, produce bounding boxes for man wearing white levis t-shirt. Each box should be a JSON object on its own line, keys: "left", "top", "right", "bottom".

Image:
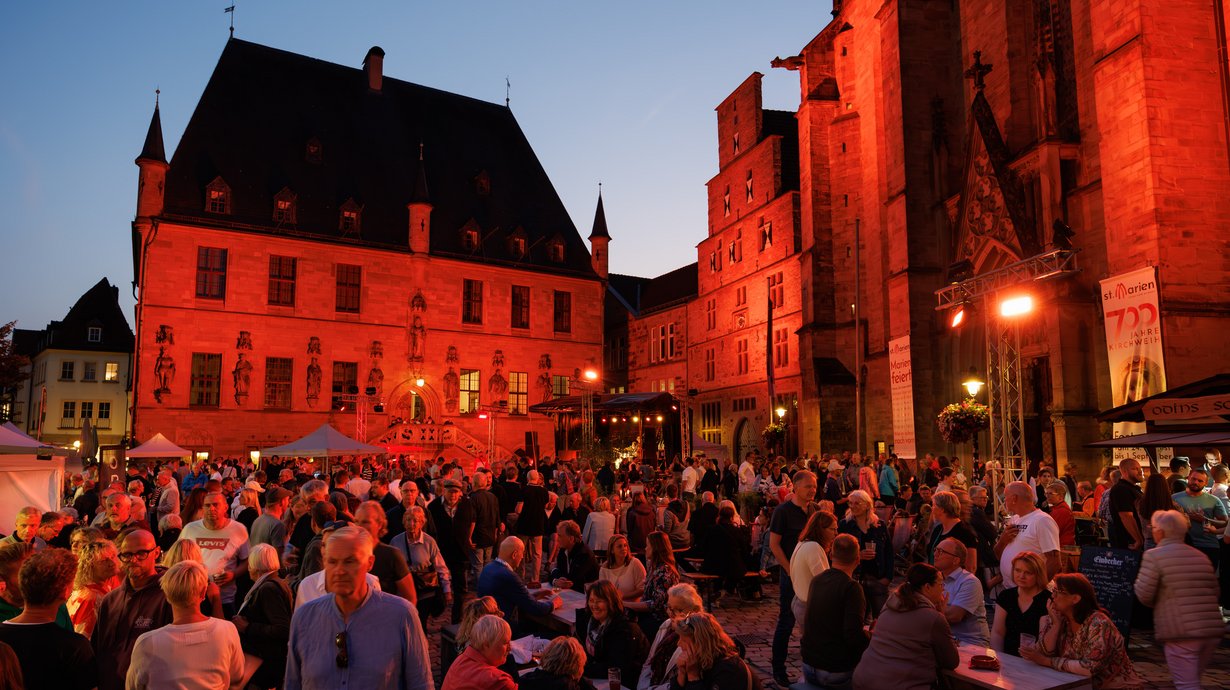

{"left": 180, "top": 490, "right": 250, "bottom": 617}
{"left": 994, "top": 481, "right": 1060, "bottom": 587}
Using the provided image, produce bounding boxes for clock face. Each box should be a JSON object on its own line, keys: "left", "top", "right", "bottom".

{"left": 736, "top": 314, "right": 747, "bottom": 328}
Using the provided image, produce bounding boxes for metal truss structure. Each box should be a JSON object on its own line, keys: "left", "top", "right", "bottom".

{"left": 936, "top": 248, "right": 1080, "bottom": 517}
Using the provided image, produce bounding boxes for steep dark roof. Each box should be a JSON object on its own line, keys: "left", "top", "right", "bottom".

{"left": 12, "top": 329, "right": 41, "bottom": 358}
{"left": 137, "top": 103, "right": 166, "bottom": 164}
{"left": 607, "top": 273, "right": 652, "bottom": 315}
{"left": 24, "top": 279, "right": 134, "bottom": 355}
{"left": 639, "top": 263, "right": 699, "bottom": 314}
{"left": 162, "top": 39, "right": 596, "bottom": 278}
{"left": 589, "top": 193, "right": 610, "bottom": 240}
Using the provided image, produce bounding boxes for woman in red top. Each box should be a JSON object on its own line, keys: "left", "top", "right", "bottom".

{"left": 66, "top": 539, "right": 121, "bottom": 639}
{"left": 441, "top": 614, "right": 516, "bottom": 690}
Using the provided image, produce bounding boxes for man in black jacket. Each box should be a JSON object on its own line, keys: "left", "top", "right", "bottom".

{"left": 689, "top": 491, "right": 719, "bottom": 549}
{"left": 801, "top": 534, "right": 869, "bottom": 687}
{"left": 548, "top": 520, "right": 598, "bottom": 592}
{"left": 428, "top": 479, "right": 475, "bottom": 623}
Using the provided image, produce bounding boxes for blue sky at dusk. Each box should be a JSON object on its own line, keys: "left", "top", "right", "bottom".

{"left": 0, "top": 1, "right": 829, "bottom": 330}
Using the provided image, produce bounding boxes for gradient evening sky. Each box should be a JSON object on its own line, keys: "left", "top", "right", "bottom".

{"left": 0, "top": 1, "right": 830, "bottom": 331}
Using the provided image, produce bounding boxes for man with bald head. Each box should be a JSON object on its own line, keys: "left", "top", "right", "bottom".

{"left": 477, "top": 536, "right": 560, "bottom": 635}
{"left": 285, "top": 526, "right": 432, "bottom": 690}
{"left": 933, "top": 537, "right": 990, "bottom": 645}
{"left": 993, "top": 481, "right": 1061, "bottom": 587}
{"left": 1108, "top": 457, "right": 1145, "bottom": 551}
{"left": 92, "top": 529, "right": 173, "bottom": 690}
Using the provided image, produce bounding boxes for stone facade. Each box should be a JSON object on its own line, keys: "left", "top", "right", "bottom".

{"left": 130, "top": 41, "right": 603, "bottom": 466}
{"left": 778, "top": 0, "right": 1230, "bottom": 474}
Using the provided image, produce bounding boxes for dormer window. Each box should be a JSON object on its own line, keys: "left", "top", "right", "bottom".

{"left": 87, "top": 326, "right": 102, "bottom": 343}
{"left": 206, "top": 177, "right": 231, "bottom": 215}
{"left": 548, "top": 239, "right": 565, "bottom": 263}
{"left": 461, "top": 220, "right": 481, "bottom": 251}
{"left": 339, "top": 198, "right": 362, "bottom": 236}
{"left": 273, "top": 187, "right": 297, "bottom": 225}
{"left": 474, "top": 171, "right": 491, "bottom": 196}
{"left": 305, "top": 138, "right": 322, "bottom": 164}
{"left": 509, "top": 233, "right": 527, "bottom": 259}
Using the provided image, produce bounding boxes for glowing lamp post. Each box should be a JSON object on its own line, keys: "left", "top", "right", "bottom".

{"left": 962, "top": 368, "right": 985, "bottom": 399}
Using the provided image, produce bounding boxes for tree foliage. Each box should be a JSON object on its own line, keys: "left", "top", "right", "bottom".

{"left": 0, "top": 321, "right": 30, "bottom": 422}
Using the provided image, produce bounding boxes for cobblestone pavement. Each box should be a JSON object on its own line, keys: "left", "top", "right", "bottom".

{"left": 422, "top": 580, "right": 1230, "bottom": 690}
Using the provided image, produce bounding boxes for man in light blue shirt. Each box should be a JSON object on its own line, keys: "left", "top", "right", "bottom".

{"left": 934, "top": 537, "right": 990, "bottom": 646}
{"left": 285, "top": 526, "right": 433, "bottom": 690}
{"left": 1171, "top": 469, "right": 1228, "bottom": 562}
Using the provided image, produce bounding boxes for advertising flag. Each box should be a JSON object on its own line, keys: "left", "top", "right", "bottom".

{"left": 1099, "top": 266, "right": 1169, "bottom": 464}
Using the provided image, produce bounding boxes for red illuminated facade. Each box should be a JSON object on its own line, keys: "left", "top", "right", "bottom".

{"left": 130, "top": 41, "right": 603, "bottom": 464}
{"left": 776, "top": 0, "right": 1230, "bottom": 470}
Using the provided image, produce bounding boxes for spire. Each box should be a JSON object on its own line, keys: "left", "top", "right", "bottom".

{"left": 137, "top": 91, "right": 166, "bottom": 164}
{"left": 410, "top": 141, "right": 430, "bottom": 204}
{"left": 588, "top": 185, "right": 610, "bottom": 240}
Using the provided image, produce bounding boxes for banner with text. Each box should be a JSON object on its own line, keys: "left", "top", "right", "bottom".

{"left": 1100, "top": 266, "right": 1169, "bottom": 465}
{"left": 889, "top": 336, "right": 917, "bottom": 460}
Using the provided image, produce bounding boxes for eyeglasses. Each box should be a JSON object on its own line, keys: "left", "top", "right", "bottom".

{"left": 335, "top": 631, "right": 349, "bottom": 668}
{"left": 935, "top": 548, "right": 960, "bottom": 559}
{"left": 118, "top": 548, "right": 157, "bottom": 562}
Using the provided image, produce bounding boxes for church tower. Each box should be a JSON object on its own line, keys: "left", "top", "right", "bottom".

{"left": 588, "top": 190, "right": 610, "bottom": 279}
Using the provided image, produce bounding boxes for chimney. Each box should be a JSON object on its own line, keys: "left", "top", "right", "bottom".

{"left": 363, "top": 46, "right": 385, "bottom": 92}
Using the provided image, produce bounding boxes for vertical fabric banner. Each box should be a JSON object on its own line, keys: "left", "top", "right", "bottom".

{"left": 1099, "top": 267, "right": 1168, "bottom": 464}
{"left": 889, "top": 335, "right": 917, "bottom": 459}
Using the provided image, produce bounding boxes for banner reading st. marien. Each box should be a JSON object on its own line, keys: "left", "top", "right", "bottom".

{"left": 1099, "top": 266, "right": 1168, "bottom": 464}
{"left": 888, "top": 335, "right": 916, "bottom": 460}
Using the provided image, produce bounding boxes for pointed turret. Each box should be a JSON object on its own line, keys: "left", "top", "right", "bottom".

{"left": 408, "top": 142, "right": 433, "bottom": 254}
{"left": 135, "top": 95, "right": 169, "bottom": 220}
{"left": 588, "top": 189, "right": 610, "bottom": 279}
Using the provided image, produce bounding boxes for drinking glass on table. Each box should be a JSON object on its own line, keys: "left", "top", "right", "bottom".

{"left": 608, "top": 667, "right": 621, "bottom": 690}
{"left": 1019, "top": 633, "right": 1037, "bottom": 652}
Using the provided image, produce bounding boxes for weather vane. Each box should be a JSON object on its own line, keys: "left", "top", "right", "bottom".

{"left": 224, "top": 3, "right": 236, "bottom": 38}
{"left": 505, "top": 76, "right": 511, "bottom": 108}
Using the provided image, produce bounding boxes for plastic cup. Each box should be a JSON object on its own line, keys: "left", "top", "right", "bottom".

{"left": 608, "top": 667, "right": 621, "bottom": 690}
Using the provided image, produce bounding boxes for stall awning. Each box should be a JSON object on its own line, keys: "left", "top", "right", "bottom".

{"left": 1097, "top": 373, "right": 1230, "bottom": 424}
{"left": 1086, "top": 431, "right": 1230, "bottom": 448}
{"left": 528, "top": 392, "right": 678, "bottom": 415}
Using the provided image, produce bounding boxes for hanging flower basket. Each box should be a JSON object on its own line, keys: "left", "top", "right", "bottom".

{"left": 762, "top": 421, "right": 786, "bottom": 447}
{"left": 936, "top": 399, "right": 990, "bottom": 444}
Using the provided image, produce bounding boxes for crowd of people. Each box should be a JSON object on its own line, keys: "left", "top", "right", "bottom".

{"left": 0, "top": 447, "right": 1222, "bottom": 689}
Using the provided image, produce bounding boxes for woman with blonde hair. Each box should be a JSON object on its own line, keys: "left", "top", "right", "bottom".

{"left": 582, "top": 497, "right": 617, "bottom": 555}
{"left": 455, "top": 596, "right": 501, "bottom": 653}
{"left": 161, "top": 539, "right": 224, "bottom": 618}
{"left": 838, "top": 489, "right": 893, "bottom": 616}
{"left": 991, "top": 550, "right": 1051, "bottom": 656}
{"left": 598, "top": 534, "right": 646, "bottom": 601}
{"left": 66, "top": 539, "right": 121, "bottom": 638}
{"left": 638, "top": 583, "right": 705, "bottom": 690}
{"left": 789, "top": 510, "right": 838, "bottom": 626}
{"left": 670, "top": 612, "right": 759, "bottom": 690}
{"left": 68, "top": 526, "right": 105, "bottom": 556}
{"left": 519, "top": 636, "right": 594, "bottom": 690}
{"left": 234, "top": 486, "right": 261, "bottom": 532}
{"left": 125, "top": 560, "right": 244, "bottom": 689}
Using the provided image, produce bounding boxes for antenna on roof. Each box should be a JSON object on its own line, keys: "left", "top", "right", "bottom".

{"left": 598, "top": 181, "right": 603, "bottom": 197}
{"left": 155, "top": 88, "right": 160, "bottom": 108}
{"left": 505, "top": 76, "right": 511, "bottom": 108}
{"left": 224, "top": 3, "right": 236, "bottom": 38}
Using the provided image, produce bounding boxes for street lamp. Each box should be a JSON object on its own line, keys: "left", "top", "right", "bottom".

{"left": 775, "top": 406, "right": 788, "bottom": 456}
{"left": 962, "top": 368, "right": 985, "bottom": 398}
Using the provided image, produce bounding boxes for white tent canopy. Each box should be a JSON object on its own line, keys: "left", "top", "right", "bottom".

{"left": 0, "top": 422, "right": 68, "bottom": 456}
{"left": 126, "top": 433, "right": 193, "bottom": 459}
{"left": 260, "top": 424, "right": 384, "bottom": 458}
{"left": 0, "top": 424, "right": 65, "bottom": 530}
{"left": 690, "top": 434, "right": 729, "bottom": 462}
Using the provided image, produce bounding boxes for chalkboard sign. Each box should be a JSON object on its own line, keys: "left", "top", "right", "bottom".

{"left": 1078, "top": 546, "right": 1141, "bottom": 641}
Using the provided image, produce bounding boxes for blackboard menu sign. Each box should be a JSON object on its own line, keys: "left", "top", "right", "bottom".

{"left": 1078, "top": 547, "right": 1141, "bottom": 641}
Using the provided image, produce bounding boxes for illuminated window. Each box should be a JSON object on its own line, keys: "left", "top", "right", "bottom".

{"left": 196, "top": 247, "right": 227, "bottom": 299}
{"left": 336, "top": 264, "right": 361, "bottom": 313}
{"left": 509, "top": 372, "right": 528, "bottom": 414}
{"left": 190, "top": 353, "right": 222, "bottom": 407}
{"left": 700, "top": 402, "right": 722, "bottom": 445}
{"left": 552, "top": 375, "right": 569, "bottom": 397}
{"left": 205, "top": 177, "right": 231, "bottom": 214}
{"left": 104, "top": 362, "right": 119, "bottom": 382}
{"left": 459, "top": 369, "right": 481, "bottom": 413}
{"left": 268, "top": 256, "right": 297, "bottom": 306}
{"left": 511, "top": 286, "right": 530, "bottom": 329}
{"left": 264, "top": 357, "right": 293, "bottom": 409}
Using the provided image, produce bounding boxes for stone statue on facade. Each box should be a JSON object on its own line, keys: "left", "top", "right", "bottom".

{"left": 307, "top": 336, "right": 322, "bottom": 355}
{"left": 153, "top": 347, "right": 175, "bottom": 403}
{"left": 236, "top": 330, "right": 253, "bottom": 351}
{"left": 232, "top": 353, "right": 253, "bottom": 405}
{"left": 367, "top": 366, "right": 384, "bottom": 397}
{"left": 443, "top": 367, "right": 460, "bottom": 413}
{"left": 306, "top": 356, "right": 322, "bottom": 407}
{"left": 408, "top": 315, "right": 426, "bottom": 363}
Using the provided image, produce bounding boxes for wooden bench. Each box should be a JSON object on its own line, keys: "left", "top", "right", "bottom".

{"left": 685, "top": 572, "right": 721, "bottom": 611}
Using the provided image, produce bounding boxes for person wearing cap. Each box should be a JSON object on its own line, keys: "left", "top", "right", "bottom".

{"left": 429, "top": 478, "right": 475, "bottom": 624}
{"left": 250, "top": 486, "right": 292, "bottom": 563}
{"left": 233, "top": 480, "right": 265, "bottom": 532}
